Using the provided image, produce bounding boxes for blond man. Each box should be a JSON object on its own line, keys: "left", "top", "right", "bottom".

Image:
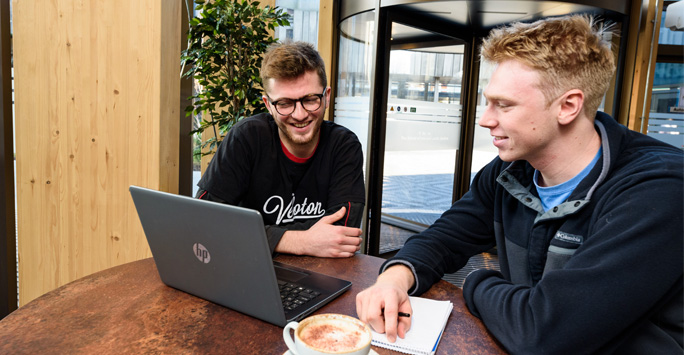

{"left": 357, "top": 15, "right": 683, "bottom": 353}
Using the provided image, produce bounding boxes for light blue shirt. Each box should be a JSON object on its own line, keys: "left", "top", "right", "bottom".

{"left": 534, "top": 147, "right": 602, "bottom": 212}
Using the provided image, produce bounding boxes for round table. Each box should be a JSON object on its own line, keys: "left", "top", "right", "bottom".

{"left": 0, "top": 254, "right": 506, "bottom": 354}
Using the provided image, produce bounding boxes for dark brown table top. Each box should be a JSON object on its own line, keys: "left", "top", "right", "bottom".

{"left": 0, "top": 254, "right": 506, "bottom": 354}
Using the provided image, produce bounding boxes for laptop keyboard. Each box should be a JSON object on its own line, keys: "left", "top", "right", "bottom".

{"left": 278, "top": 280, "right": 321, "bottom": 311}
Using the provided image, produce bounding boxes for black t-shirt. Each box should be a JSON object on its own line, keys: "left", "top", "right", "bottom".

{"left": 197, "top": 113, "right": 365, "bottom": 250}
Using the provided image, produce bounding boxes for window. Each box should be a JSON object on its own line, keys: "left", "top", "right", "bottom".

{"left": 275, "top": 1, "right": 319, "bottom": 48}
{"left": 646, "top": 1, "right": 684, "bottom": 149}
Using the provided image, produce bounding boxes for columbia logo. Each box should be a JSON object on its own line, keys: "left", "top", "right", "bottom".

{"left": 554, "top": 231, "right": 583, "bottom": 244}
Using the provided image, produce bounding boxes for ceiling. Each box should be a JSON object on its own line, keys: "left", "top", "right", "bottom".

{"left": 339, "top": 0, "right": 629, "bottom": 53}
{"left": 391, "top": 0, "right": 626, "bottom": 31}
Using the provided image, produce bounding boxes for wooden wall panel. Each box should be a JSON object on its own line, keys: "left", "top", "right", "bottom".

{"left": 13, "top": 0, "right": 180, "bottom": 306}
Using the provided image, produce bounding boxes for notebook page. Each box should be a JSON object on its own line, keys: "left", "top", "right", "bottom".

{"left": 371, "top": 296, "right": 453, "bottom": 355}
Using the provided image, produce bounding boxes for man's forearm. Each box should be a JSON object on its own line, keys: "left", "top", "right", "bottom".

{"left": 378, "top": 264, "right": 415, "bottom": 293}
{"left": 274, "top": 229, "right": 305, "bottom": 255}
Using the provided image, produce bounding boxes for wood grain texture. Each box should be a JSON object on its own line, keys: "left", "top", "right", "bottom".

{"left": 0, "top": 254, "right": 507, "bottom": 354}
{"left": 624, "top": 0, "right": 663, "bottom": 132}
{"left": 13, "top": 0, "right": 181, "bottom": 306}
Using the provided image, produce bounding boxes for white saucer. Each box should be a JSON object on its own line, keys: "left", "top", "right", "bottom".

{"left": 283, "top": 349, "right": 379, "bottom": 355}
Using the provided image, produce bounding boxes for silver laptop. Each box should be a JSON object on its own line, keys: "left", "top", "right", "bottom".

{"left": 129, "top": 185, "right": 352, "bottom": 327}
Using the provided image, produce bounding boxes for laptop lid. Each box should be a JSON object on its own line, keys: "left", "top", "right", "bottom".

{"left": 129, "top": 185, "right": 351, "bottom": 327}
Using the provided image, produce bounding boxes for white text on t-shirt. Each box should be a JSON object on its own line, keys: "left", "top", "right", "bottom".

{"left": 263, "top": 194, "right": 326, "bottom": 224}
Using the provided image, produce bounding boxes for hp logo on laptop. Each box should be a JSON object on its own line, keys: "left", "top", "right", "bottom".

{"left": 193, "top": 243, "right": 211, "bottom": 263}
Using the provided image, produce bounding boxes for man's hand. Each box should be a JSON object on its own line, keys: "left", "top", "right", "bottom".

{"left": 276, "top": 207, "right": 362, "bottom": 257}
{"left": 356, "top": 265, "right": 415, "bottom": 342}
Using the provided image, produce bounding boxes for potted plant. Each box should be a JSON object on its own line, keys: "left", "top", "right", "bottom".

{"left": 181, "top": 0, "right": 290, "bottom": 157}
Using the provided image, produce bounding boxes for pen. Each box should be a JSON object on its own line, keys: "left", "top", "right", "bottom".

{"left": 381, "top": 309, "right": 411, "bottom": 318}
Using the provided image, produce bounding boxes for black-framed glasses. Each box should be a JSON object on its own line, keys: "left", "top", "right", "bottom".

{"left": 267, "top": 89, "right": 326, "bottom": 116}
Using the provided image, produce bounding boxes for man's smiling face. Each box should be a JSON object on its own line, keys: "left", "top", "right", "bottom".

{"left": 264, "top": 70, "right": 329, "bottom": 158}
{"left": 479, "top": 60, "right": 561, "bottom": 165}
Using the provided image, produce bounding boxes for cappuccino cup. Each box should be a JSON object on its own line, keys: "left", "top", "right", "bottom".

{"left": 283, "top": 313, "right": 372, "bottom": 355}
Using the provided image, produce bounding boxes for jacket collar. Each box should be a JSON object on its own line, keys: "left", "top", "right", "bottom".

{"left": 500, "top": 112, "right": 618, "bottom": 204}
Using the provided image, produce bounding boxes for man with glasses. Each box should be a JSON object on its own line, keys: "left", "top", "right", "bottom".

{"left": 196, "top": 42, "right": 365, "bottom": 258}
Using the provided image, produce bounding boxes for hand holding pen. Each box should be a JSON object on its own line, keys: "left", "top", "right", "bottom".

{"left": 356, "top": 273, "right": 414, "bottom": 342}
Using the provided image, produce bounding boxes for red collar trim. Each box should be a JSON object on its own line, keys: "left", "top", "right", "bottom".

{"left": 280, "top": 139, "right": 319, "bottom": 163}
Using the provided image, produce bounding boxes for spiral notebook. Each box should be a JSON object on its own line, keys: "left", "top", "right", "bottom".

{"left": 371, "top": 297, "right": 453, "bottom": 355}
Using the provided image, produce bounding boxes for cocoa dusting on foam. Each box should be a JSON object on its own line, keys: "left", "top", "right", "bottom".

{"left": 300, "top": 322, "right": 366, "bottom": 353}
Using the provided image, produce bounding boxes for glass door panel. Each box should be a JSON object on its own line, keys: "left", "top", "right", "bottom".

{"left": 647, "top": 9, "right": 684, "bottom": 149}
{"left": 334, "top": 10, "right": 375, "bottom": 169}
{"left": 380, "top": 23, "right": 465, "bottom": 253}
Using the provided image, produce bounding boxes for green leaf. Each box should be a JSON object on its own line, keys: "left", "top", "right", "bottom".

{"left": 183, "top": 0, "right": 287, "bottom": 155}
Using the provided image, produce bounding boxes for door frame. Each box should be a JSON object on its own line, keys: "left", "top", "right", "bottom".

{"left": 0, "top": 0, "right": 16, "bottom": 318}
{"left": 364, "top": 7, "right": 479, "bottom": 256}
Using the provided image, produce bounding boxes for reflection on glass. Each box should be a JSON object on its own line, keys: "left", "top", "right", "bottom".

{"left": 381, "top": 46, "right": 465, "bottom": 238}
{"left": 659, "top": 6, "right": 684, "bottom": 45}
{"left": 470, "top": 61, "right": 499, "bottom": 182}
{"left": 275, "top": 0, "right": 320, "bottom": 47}
{"left": 388, "top": 49, "right": 463, "bottom": 103}
{"left": 334, "top": 10, "right": 375, "bottom": 162}
{"left": 648, "top": 8, "right": 684, "bottom": 149}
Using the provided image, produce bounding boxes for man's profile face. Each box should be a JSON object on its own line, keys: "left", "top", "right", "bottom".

{"left": 263, "top": 70, "right": 329, "bottom": 157}
{"left": 479, "top": 60, "right": 560, "bottom": 166}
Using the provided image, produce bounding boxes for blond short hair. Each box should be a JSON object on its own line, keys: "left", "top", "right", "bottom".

{"left": 480, "top": 15, "right": 616, "bottom": 116}
{"left": 260, "top": 41, "right": 327, "bottom": 93}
